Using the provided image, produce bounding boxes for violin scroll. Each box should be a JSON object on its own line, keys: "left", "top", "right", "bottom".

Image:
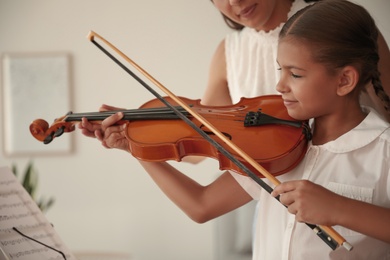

{"left": 30, "top": 115, "right": 76, "bottom": 144}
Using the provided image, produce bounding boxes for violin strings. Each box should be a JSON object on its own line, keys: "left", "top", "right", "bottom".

{"left": 69, "top": 106, "right": 188, "bottom": 116}
{"left": 65, "top": 106, "right": 191, "bottom": 121}
{"left": 66, "top": 106, "right": 246, "bottom": 122}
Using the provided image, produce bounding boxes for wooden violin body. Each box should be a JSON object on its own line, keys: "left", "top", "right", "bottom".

{"left": 30, "top": 95, "right": 311, "bottom": 177}
{"left": 127, "top": 95, "right": 310, "bottom": 177}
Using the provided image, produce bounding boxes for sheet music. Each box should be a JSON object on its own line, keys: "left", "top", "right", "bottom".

{"left": 0, "top": 166, "right": 76, "bottom": 260}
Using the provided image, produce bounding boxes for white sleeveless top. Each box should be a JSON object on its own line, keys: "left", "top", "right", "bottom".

{"left": 225, "top": 0, "right": 311, "bottom": 104}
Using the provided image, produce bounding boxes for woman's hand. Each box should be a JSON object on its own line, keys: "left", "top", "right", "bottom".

{"left": 78, "top": 104, "right": 131, "bottom": 152}
{"left": 271, "top": 180, "right": 343, "bottom": 226}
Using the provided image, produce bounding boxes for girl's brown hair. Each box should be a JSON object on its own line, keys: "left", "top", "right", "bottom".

{"left": 279, "top": 0, "right": 390, "bottom": 113}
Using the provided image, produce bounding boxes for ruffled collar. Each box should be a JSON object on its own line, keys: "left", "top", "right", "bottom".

{"left": 242, "top": 0, "right": 311, "bottom": 36}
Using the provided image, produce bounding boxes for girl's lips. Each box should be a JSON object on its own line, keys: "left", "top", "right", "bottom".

{"left": 238, "top": 4, "right": 256, "bottom": 18}
{"left": 283, "top": 99, "right": 297, "bottom": 107}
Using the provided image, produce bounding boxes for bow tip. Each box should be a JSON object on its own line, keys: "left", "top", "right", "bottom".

{"left": 87, "top": 30, "right": 95, "bottom": 41}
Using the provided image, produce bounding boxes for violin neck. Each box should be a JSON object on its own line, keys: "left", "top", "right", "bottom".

{"left": 64, "top": 106, "right": 190, "bottom": 122}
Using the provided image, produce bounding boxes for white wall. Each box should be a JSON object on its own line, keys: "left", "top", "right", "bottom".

{"left": 0, "top": 1, "right": 389, "bottom": 260}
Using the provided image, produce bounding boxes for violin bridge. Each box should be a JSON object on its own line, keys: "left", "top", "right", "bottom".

{"left": 244, "top": 111, "right": 312, "bottom": 141}
{"left": 244, "top": 111, "right": 300, "bottom": 128}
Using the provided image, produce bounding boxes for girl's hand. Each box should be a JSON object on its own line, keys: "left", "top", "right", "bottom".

{"left": 271, "top": 180, "right": 343, "bottom": 226}
{"left": 78, "top": 104, "right": 130, "bottom": 152}
{"left": 78, "top": 118, "right": 101, "bottom": 138}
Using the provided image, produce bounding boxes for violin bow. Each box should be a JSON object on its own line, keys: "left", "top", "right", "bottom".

{"left": 87, "top": 30, "right": 353, "bottom": 251}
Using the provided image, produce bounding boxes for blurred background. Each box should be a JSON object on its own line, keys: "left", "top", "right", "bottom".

{"left": 0, "top": 1, "right": 389, "bottom": 259}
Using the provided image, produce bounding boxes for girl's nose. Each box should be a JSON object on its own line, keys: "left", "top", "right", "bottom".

{"left": 276, "top": 78, "right": 288, "bottom": 94}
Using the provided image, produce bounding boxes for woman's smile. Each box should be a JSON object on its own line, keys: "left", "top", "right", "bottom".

{"left": 237, "top": 4, "right": 257, "bottom": 19}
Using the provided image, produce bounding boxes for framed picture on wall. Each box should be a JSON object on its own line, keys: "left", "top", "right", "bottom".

{"left": 2, "top": 52, "right": 72, "bottom": 156}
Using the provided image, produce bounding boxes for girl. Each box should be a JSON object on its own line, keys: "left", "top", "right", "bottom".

{"left": 235, "top": 0, "right": 390, "bottom": 258}
{"left": 80, "top": 1, "right": 390, "bottom": 258}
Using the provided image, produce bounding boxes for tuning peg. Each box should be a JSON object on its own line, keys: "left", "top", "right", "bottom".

{"left": 43, "top": 132, "right": 54, "bottom": 144}
{"left": 54, "top": 126, "right": 65, "bottom": 137}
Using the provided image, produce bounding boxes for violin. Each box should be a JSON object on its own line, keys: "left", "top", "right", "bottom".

{"left": 30, "top": 95, "right": 311, "bottom": 178}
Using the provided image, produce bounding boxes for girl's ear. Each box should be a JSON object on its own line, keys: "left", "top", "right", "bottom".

{"left": 337, "top": 66, "right": 359, "bottom": 96}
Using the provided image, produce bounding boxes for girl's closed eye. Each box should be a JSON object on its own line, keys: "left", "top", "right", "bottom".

{"left": 277, "top": 67, "right": 303, "bottom": 79}
{"left": 291, "top": 72, "right": 302, "bottom": 79}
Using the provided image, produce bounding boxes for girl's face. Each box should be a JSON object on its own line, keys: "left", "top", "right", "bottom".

{"left": 276, "top": 39, "right": 342, "bottom": 121}
{"left": 212, "top": 0, "right": 291, "bottom": 31}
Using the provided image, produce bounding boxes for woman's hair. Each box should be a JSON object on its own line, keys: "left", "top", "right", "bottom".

{"left": 279, "top": 0, "right": 390, "bottom": 113}
{"left": 212, "top": 0, "right": 320, "bottom": 31}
